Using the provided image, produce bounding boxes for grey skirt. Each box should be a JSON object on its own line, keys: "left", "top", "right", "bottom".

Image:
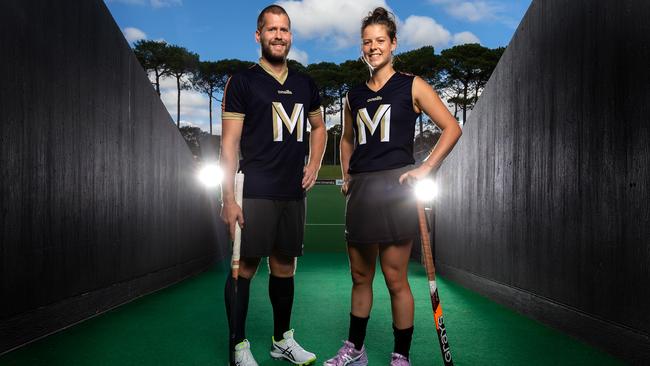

{"left": 345, "top": 165, "right": 419, "bottom": 244}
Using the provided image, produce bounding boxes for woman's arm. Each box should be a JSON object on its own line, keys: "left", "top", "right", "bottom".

{"left": 340, "top": 94, "right": 356, "bottom": 194}
{"left": 399, "top": 76, "right": 462, "bottom": 184}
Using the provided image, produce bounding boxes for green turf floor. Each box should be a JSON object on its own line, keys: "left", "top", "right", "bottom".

{"left": 0, "top": 253, "right": 622, "bottom": 366}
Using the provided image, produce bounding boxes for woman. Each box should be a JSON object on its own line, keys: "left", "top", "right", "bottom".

{"left": 323, "top": 7, "right": 462, "bottom": 366}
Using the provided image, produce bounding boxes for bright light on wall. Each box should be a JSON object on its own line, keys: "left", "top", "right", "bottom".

{"left": 198, "top": 164, "right": 223, "bottom": 188}
{"left": 414, "top": 179, "right": 438, "bottom": 202}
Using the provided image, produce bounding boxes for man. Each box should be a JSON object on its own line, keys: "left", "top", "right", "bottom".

{"left": 220, "top": 5, "right": 326, "bottom": 366}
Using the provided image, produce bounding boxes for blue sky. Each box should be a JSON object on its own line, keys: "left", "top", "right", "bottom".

{"left": 104, "top": 0, "right": 531, "bottom": 133}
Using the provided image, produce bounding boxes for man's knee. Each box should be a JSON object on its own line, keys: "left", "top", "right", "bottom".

{"left": 268, "top": 253, "right": 296, "bottom": 277}
{"left": 238, "top": 257, "right": 261, "bottom": 279}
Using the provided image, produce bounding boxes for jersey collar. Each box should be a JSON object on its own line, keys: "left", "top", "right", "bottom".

{"left": 258, "top": 58, "right": 289, "bottom": 85}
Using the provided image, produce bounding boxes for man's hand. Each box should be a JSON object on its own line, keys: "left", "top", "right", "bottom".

{"left": 220, "top": 201, "right": 244, "bottom": 240}
{"left": 340, "top": 174, "right": 350, "bottom": 196}
{"left": 302, "top": 164, "right": 319, "bottom": 191}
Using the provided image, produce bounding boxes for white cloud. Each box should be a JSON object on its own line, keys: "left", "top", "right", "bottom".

{"left": 273, "top": 0, "right": 483, "bottom": 54}
{"left": 400, "top": 16, "right": 451, "bottom": 49}
{"left": 108, "top": 0, "right": 146, "bottom": 5}
{"left": 429, "top": 0, "right": 502, "bottom": 22}
{"left": 108, "top": 0, "right": 182, "bottom": 8}
{"left": 288, "top": 47, "right": 309, "bottom": 65}
{"left": 123, "top": 27, "right": 147, "bottom": 43}
{"left": 150, "top": 0, "right": 182, "bottom": 8}
{"left": 452, "top": 31, "right": 481, "bottom": 45}
{"left": 157, "top": 75, "right": 218, "bottom": 134}
{"left": 277, "top": 0, "right": 392, "bottom": 49}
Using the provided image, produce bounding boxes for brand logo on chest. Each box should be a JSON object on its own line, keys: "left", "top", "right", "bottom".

{"left": 356, "top": 104, "right": 391, "bottom": 145}
{"left": 272, "top": 102, "right": 304, "bottom": 142}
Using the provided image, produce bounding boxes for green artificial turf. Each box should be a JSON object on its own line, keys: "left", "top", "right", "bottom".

{"left": 0, "top": 186, "right": 624, "bottom": 365}
{"left": 0, "top": 253, "right": 623, "bottom": 366}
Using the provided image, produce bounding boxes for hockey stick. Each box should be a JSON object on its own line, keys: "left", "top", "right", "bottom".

{"left": 417, "top": 200, "right": 453, "bottom": 365}
{"left": 229, "top": 172, "right": 245, "bottom": 365}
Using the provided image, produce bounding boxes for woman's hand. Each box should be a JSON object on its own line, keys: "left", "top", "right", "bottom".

{"left": 399, "top": 164, "right": 434, "bottom": 185}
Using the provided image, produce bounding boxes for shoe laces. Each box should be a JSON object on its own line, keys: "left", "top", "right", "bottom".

{"left": 331, "top": 341, "right": 361, "bottom": 364}
{"left": 276, "top": 334, "right": 299, "bottom": 349}
{"left": 235, "top": 340, "right": 254, "bottom": 363}
{"left": 390, "top": 352, "right": 410, "bottom": 366}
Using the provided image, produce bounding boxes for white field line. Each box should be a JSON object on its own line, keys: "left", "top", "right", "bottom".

{"left": 305, "top": 223, "right": 344, "bottom": 226}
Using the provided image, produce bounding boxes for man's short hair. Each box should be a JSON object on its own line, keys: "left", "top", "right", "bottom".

{"left": 257, "top": 5, "right": 291, "bottom": 30}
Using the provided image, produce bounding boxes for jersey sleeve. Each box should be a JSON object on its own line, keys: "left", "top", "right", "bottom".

{"left": 221, "top": 73, "right": 247, "bottom": 121}
{"left": 307, "top": 77, "right": 323, "bottom": 118}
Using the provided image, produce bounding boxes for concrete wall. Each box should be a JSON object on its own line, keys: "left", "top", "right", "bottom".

{"left": 434, "top": 0, "right": 650, "bottom": 362}
{"left": 0, "top": 0, "right": 226, "bottom": 353}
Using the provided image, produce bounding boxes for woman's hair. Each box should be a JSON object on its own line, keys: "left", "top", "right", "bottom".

{"left": 361, "top": 7, "right": 397, "bottom": 40}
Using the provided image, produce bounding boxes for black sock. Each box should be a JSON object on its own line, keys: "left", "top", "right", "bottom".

{"left": 348, "top": 313, "right": 370, "bottom": 350}
{"left": 269, "top": 274, "right": 294, "bottom": 341}
{"left": 393, "top": 324, "right": 414, "bottom": 359}
{"left": 225, "top": 276, "right": 251, "bottom": 349}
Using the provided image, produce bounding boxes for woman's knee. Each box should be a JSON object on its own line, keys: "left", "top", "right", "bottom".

{"left": 383, "top": 268, "right": 410, "bottom": 295}
{"left": 351, "top": 267, "right": 374, "bottom": 287}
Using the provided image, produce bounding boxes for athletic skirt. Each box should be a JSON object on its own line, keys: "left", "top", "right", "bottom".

{"left": 345, "top": 165, "right": 419, "bottom": 244}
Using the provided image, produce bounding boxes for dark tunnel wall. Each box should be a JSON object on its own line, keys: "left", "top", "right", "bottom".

{"left": 434, "top": 0, "right": 650, "bottom": 362}
{"left": 0, "top": 0, "right": 227, "bottom": 353}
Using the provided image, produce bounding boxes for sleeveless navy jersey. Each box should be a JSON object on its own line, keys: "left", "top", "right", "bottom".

{"left": 222, "top": 61, "right": 322, "bottom": 199}
{"left": 347, "top": 72, "right": 418, "bottom": 174}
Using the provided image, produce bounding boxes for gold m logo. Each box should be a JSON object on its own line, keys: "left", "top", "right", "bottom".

{"left": 272, "top": 102, "right": 304, "bottom": 142}
{"left": 356, "top": 104, "right": 391, "bottom": 145}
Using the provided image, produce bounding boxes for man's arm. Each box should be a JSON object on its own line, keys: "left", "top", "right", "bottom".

{"left": 220, "top": 119, "right": 244, "bottom": 239}
{"left": 302, "top": 110, "right": 327, "bottom": 191}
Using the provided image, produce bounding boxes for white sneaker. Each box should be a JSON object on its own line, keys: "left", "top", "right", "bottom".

{"left": 234, "top": 339, "right": 259, "bottom": 366}
{"left": 270, "top": 329, "right": 317, "bottom": 365}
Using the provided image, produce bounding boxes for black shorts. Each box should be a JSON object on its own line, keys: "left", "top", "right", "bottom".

{"left": 240, "top": 198, "right": 305, "bottom": 257}
{"left": 345, "top": 165, "right": 418, "bottom": 245}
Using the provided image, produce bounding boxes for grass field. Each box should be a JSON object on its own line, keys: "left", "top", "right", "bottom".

{"left": 305, "top": 185, "right": 346, "bottom": 252}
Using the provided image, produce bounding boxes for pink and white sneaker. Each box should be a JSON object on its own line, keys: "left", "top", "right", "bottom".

{"left": 389, "top": 352, "right": 410, "bottom": 366}
{"left": 323, "top": 340, "right": 368, "bottom": 366}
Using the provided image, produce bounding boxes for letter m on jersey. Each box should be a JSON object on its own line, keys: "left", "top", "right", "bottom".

{"left": 356, "top": 104, "right": 391, "bottom": 144}
{"left": 272, "top": 102, "right": 304, "bottom": 142}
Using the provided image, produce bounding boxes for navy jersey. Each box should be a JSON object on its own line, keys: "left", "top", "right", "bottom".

{"left": 222, "top": 60, "right": 322, "bottom": 199}
{"left": 347, "top": 72, "right": 418, "bottom": 173}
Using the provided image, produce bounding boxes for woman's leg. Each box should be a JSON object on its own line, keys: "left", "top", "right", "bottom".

{"left": 347, "top": 243, "right": 378, "bottom": 349}
{"left": 379, "top": 240, "right": 414, "bottom": 359}
{"left": 348, "top": 243, "right": 378, "bottom": 317}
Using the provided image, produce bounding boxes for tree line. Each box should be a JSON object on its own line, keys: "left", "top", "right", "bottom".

{"left": 133, "top": 40, "right": 504, "bottom": 161}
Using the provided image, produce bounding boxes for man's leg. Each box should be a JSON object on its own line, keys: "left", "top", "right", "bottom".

{"left": 267, "top": 200, "right": 316, "bottom": 364}
{"left": 268, "top": 253, "right": 297, "bottom": 340}
{"left": 268, "top": 252, "right": 316, "bottom": 365}
{"left": 225, "top": 257, "right": 261, "bottom": 349}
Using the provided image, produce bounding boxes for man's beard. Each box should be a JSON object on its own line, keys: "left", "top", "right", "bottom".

{"left": 261, "top": 41, "right": 290, "bottom": 64}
